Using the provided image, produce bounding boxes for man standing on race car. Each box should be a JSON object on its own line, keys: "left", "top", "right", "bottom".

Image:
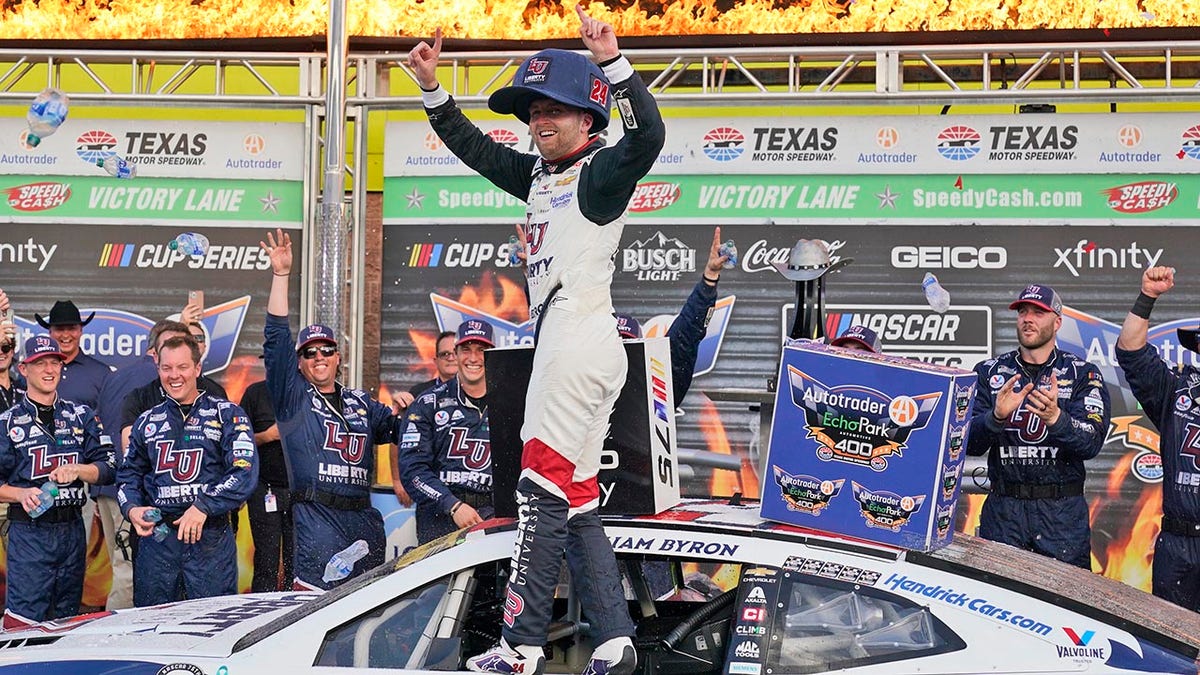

{"left": 399, "top": 320, "right": 495, "bottom": 544}
{"left": 967, "top": 284, "right": 1109, "bottom": 569}
{"left": 118, "top": 335, "right": 256, "bottom": 606}
{"left": 260, "top": 229, "right": 398, "bottom": 591}
{"left": 1115, "top": 266, "right": 1200, "bottom": 611}
{"left": 409, "top": 7, "right": 664, "bottom": 674}
{"left": 0, "top": 335, "right": 114, "bottom": 630}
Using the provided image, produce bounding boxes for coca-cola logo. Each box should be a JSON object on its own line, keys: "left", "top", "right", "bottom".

{"left": 741, "top": 239, "right": 847, "bottom": 273}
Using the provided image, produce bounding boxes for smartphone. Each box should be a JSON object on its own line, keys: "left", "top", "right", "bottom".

{"left": 187, "top": 290, "right": 204, "bottom": 313}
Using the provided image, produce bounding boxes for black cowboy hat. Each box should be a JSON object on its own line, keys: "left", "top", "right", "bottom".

{"left": 35, "top": 300, "right": 95, "bottom": 328}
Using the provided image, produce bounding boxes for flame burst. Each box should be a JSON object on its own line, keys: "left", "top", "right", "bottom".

{"left": 700, "top": 397, "right": 759, "bottom": 499}
{"left": 1, "top": 0, "right": 1194, "bottom": 41}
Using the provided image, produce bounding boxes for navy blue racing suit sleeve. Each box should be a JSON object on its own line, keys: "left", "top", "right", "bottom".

{"left": 398, "top": 396, "right": 458, "bottom": 514}
{"left": 83, "top": 405, "right": 116, "bottom": 486}
{"left": 580, "top": 61, "right": 667, "bottom": 226}
{"left": 666, "top": 278, "right": 717, "bottom": 404}
{"left": 0, "top": 415, "right": 16, "bottom": 486}
{"left": 966, "top": 362, "right": 1007, "bottom": 456}
{"left": 193, "top": 403, "right": 259, "bottom": 517}
{"left": 1116, "top": 344, "right": 1174, "bottom": 429}
{"left": 368, "top": 398, "right": 398, "bottom": 446}
{"left": 263, "top": 313, "right": 306, "bottom": 423}
{"left": 425, "top": 98, "right": 539, "bottom": 202}
{"left": 1044, "top": 362, "right": 1109, "bottom": 461}
{"left": 117, "top": 417, "right": 151, "bottom": 517}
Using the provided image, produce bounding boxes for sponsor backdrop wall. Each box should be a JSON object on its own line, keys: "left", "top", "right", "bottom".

{"left": 0, "top": 118, "right": 306, "bottom": 604}
{"left": 383, "top": 112, "right": 1200, "bottom": 592}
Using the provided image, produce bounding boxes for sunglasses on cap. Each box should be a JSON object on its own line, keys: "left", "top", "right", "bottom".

{"left": 300, "top": 344, "right": 338, "bottom": 359}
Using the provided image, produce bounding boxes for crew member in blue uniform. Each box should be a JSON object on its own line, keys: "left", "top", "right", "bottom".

{"left": 35, "top": 300, "right": 111, "bottom": 409}
{"left": 260, "top": 229, "right": 398, "bottom": 591}
{"left": 967, "top": 284, "right": 1109, "bottom": 569}
{"left": 1115, "top": 265, "right": 1200, "bottom": 611}
{"left": 118, "top": 335, "right": 257, "bottom": 607}
{"left": 0, "top": 335, "right": 114, "bottom": 630}
{"left": 400, "top": 320, "right": 495, "bottom": 544}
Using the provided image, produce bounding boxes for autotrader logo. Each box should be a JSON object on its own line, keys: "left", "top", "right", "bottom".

{"left": 935, "top": 125, "right": 981, "bottom": 161}
{"left": 701, "top": 127, "right": 745, "bottom": 162}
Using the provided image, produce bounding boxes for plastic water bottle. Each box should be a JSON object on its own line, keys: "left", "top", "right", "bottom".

{"left": 718, "top": 240, "right": 738, "bottom": 269}
{"left": 922, "top": 272, "right": 951, "bottom": 314}
{"left": 22, "top": 88, "right": 70, "bottom": 148}
{"left": 169, "top": 232, "right": 210, "bottom": 257}
{"left": 28, "top": 482, "right": 60, "bottom": 519}
{"left": 323, "top": 539, "right": 369, "bottom": 583}
{"left": 507, "top": 234, "right": 525, "bottom": 266}
{"left": 98, "top": 155, "right": 136, "bottom": 179}
{"left": 143, "top": 507, "right": 172, "bottom": 543}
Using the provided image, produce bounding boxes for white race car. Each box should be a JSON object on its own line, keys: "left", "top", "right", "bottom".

{"left": 0, "top": 499, "right": 1195, "bottom": 675}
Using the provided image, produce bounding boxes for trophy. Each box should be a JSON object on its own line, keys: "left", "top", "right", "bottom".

{"left": 772, "top": 239, "right": 853, "bottom": 341}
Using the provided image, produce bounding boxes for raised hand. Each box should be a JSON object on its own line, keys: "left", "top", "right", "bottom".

{"left": 576, "top": 4, "right": 618, "bottom": 63}
{"left": 408, "top": 28, "right": 444, "bottom": 91}
{"left": 1142, "top": 265, "right": 1175, "bottom": 298}
{"left": 261, "top": 228, "right": 292, "bottom": 276}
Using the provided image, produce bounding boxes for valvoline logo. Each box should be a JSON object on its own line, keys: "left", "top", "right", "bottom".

{"left": 935, "top": 125, "right": 981, "bottom": 161}
{"left": 701, "top": 127, "right": 745, "bottom": 162}
{"left": 9, "top": 296, "right": 249, "bottom": 374}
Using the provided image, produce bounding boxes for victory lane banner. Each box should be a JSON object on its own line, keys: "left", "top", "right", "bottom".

{"left": 383, "top": 173, "right": 1200, "bottom": 224}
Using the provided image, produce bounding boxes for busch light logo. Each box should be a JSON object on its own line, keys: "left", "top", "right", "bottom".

{"left": 935, "top": 125, "right": 981, "bottom": 161}
{"left": 9, "top": 298, "right": 248, "bottom": 374}
{"left": 851, "top": 482, "right": 925, "bottom": 532}
{"left": 622, "top": 231, "right": 696, "bottom": 282}
{"left": 701, "top": 127, "right": 745, "bottom": 162}
{"left": 789, "top": 366, "right": 942, "bottom": 471}
{"left": 773, "top": 467, "right": 842, "bottom": 515}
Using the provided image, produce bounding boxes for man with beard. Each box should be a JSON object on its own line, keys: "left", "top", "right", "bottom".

{"left": 967, "top": 284, "right": 1109, "bottom": 568}
{"left": 1115, "top": 265, "right": 1200, "bottom": 610}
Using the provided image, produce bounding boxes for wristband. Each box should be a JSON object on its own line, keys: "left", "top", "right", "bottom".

{"left": 449, "top": 501, "right": 463, "bottom": 516}
{"left": 273, "top": 272, "right": 289, "bottom": 277}
{"left": 702, "top": 275, "right": 719, "bottom": 286}
{"left": 1131, "top": 292, "right": 1156, "bottom": 319}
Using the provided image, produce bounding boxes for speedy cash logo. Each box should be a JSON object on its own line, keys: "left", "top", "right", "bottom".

{"left": 1102, "top": 181, "right": 1178, "bottom": 213}
{"left": 4, "top": 182, "right": 71, "bottom": 211}
{"left": 935, "top": 125, "right": 981, "bottom": 161}
{"left": 701, "top": 127, "right": 745, "bottom": 162}
{"left": 629, "top": 181, "right": 681, "bottom": 212}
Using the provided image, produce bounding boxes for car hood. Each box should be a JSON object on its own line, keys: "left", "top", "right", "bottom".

{"left": 0, "top": 592, "right": 320, "bottom": 660}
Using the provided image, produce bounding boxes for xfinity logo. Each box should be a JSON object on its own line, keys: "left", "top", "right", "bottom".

{"left": 0, "top": 237, "right": 58, "bottom": 272}
{"left": 891, "top": 245, "right": 1006, "bottom": 269}
{"left": 1052, "top": 239, "right": 1162, "bottom": 277}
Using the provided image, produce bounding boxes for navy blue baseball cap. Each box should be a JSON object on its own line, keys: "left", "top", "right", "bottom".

{"left": 615, "top": 314, "right": 642, "bottom": 340}
{"left": 22, "top": 335, "right": 64, "bottom": 364}
{"left": 488, "top": 49, "right": 612, "bottom": 133}
{"left": 295, "top": 324, "right": 337, "bottom": 352}
{"left": 830, "top": 325, "right": 882, "bottom": 353}
{"left": 1009, "top": 284, "right": 1062, "bottom": 315}
{"left": 456, "top": 319, "right": 494, "bottom": 348}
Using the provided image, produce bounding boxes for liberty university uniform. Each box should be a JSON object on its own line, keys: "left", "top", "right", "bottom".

{"left": 0, "top": 396, "right": 114, "bottom": 629}
{"left": 967, "top": 348, "right": 1109, "bottom": 568}
{"left": 118, "top": 392, "right": 257, "bottom": 606}
{"left": 263, "top": 314, "right": 396, "bottom": 590}
{"left": 425, "top": 56, "right": 665, "bottom": 646}
{"left": 1117, "top": 344, "right": 1200, "bottom": 610}
{"left": 399, "top": 378, "right": 492, "bottom": 544}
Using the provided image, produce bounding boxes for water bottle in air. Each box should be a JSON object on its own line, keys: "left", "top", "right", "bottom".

{"left": 144, "top": 507, "right": 172, "bottom": 542}
{"left": 922, "top": 272, "right": 951, "bottom": 314}
{"left": 507, "top": 234, "right": 525, "bottom": 266}
{"left": 98, "top": 155, "right": 136, "bottom": 179}
{"left": 718, "top": 239, "right": 738, "bottom": 269}
{"left": 28, "top": 482, "right": 60, "bottom": 519}
{"left": 22, "top": 88, "right": 70, "bottom": 148}
{"left": 323, "top": 539, "right": 369, "bottom": 583}
{"left": 169, "top": 232, "right": 210, "bottom": 257}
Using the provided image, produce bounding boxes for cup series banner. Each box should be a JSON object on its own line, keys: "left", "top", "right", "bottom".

{"left": 0, "top": 118, "right": 306, "bottom": 603}
{"left": 384, "top": 111, "right": 1200, "bottom": 592}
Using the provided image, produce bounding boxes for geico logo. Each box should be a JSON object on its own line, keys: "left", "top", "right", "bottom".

{"left": 855, "top": 313, "right": 961, "bottom": 342}
{"left": 135, "top": 244, "right": 270, "bottom": 270}
{"left": 891, "top": 245, "right": 1006, "bottom": 269}
{"left": 443, "top": 243, "right": 496, "bottom": 268}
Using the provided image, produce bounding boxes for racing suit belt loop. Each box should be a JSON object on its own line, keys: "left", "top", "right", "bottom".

{"left": 294, "top": 487, "right": 370, "bottom": 511}
{"left": 995, "top": 481, "right": 1084, "bottom": 500}
{"left": 7, "top": 504, "right": 81, "bottom": 525}
{"left": 1162, "top": 515, "right": 1200, "bottom": 537}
